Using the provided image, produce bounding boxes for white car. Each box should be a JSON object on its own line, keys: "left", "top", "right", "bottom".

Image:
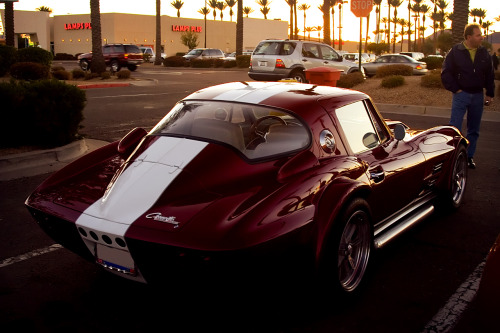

{"left": 343, "top": 53, "right": 371, "bottom": 64}
{"left": 139, "top": 46, "right": 166, "bottom": 63}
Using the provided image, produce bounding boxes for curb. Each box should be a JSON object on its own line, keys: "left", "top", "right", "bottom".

{"left": 0, "top": 139, "right": 108, "bottom": 181}
{"left": 77, "top": 82, "right": 130, "bottom": 89}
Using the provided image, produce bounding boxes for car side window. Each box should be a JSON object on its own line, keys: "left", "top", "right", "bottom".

{"left": 281, "top": 42, "right": 296, "bottom": 55}
{"left": 319, "top": 45, "right": 339, "bottom": 61}
{"left": 103, "top": 45, "right": 113, "bottom": 54}
{"left": 302, "top": 44, "right": 320, "bottom": 58}
{"left": 336, "top": 101, "right": 380, "bottom": 154}
{"left": 113, "top": 45, "right": 125, "bottom": 53}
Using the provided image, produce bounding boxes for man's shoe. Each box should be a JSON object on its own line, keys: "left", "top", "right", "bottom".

{"left": 468, "top": 158, "right": 476, "bottom": 169}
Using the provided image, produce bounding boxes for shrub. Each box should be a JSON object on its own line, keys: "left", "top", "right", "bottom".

{"left": 84, "top": 72, "right": 100, "bottom": 80}
{"left": 53, "top": 53, "right": 77, "bottom": 60}
{"left": 116, "top": 69, "right": 131, "bottom": 79}
{"left": 337, "top": 72, "right": 365, "bottom": 88}
{"left": 163, "top": 55, "right": 186, "bottom": 67}
{"left": 0, "top": 44, "right": 18, "bottom": 76}
{"left": 17, "top": 47, "right": 53, "bottom": 66}
{"left": 72, "top": 68, "right": 86, "bottom": 79}
{"left": 9, "top": 62, "right": 50, "bottom": 80}
{"left": 100, "top": 71, "right": 112, "bottom": 80}
{"left": 421, "top": 56, "right": 444, "bottom": 70}
{"left": 421, "top": 73, "right": 444, "bottom": 88}
{"left": 236, "top": 55, "right": 251, "bottom": 68}
{"left": 222, "top": 60, "right": 237, "bottom": 68}
{"left": 375, "top": 64, "right": 413, "bottom": 78}
{"left": 0, "top": 80, "right": 86, "bottom": 148}
{"left": 381, "top": 75, "right": 405, "bottom": 88}
{"left": 51, "top": 69, "right": 71, "bottom": 80}
{"left": 190, "top": 58, "right": 216, "bottom": 68}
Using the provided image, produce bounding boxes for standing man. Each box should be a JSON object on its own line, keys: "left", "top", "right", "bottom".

{"left": 441, "top": 23, "right": 495, "bottom": 169}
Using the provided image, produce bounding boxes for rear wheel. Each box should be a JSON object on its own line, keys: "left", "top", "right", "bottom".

{"left": 79, "top": 60, "right": 89, "bottom": 71}
{"left": 289, "top": 70, "right": 306, "bottom": 83}
{"left": 444, "top": 144, "right": 468, "bottom": 209}
{"left": 319, "top": 198, "right": 373, "bottom": 296}
{"left": 110, "top": 60, "right": 120, "bottom": 72}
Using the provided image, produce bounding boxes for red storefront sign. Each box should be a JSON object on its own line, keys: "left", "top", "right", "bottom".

{"left": 64, "top": 23, "right": 92, "bottom": 30}
{"left": 171, "top": 25, "right": 202, "bottom": 33}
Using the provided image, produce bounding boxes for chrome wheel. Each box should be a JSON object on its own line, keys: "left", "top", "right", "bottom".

{"left": 79, "top": 60, "right": 89, "bottom": 71}
{"left": 338, "top": 209, "right": 371, "bottom": 292}
{"left": 450, "top": 147, "right": 467, "bottom": 207}
{"left": 290, "top": 71, "right": 305, "bottom": 83}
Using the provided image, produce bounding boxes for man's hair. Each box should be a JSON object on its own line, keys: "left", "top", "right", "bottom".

{"left": 464, "top": 23, "right": 481, "bottom": 39}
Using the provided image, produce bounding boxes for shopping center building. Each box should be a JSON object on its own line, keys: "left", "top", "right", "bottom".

{"left": 0, "top": 9, "right": 288, "bottom": 56}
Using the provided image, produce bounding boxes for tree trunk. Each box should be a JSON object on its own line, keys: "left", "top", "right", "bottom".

{"left": 452, "top": 0, "right": 469, "bottom": 44}
{"left": 322, "top": 1, "right": 331, "bottom": 45}
{"left": 4, "top": 2, "right": 15, "bottom": 47}
{"left": 90, "top": 0, "right": 106, "bottom": 73}
{"left": 154, "top": 0, "right": 162, "bottom": 66}
{"left": 236, "top": 0, "right": 243, "bottom": 55}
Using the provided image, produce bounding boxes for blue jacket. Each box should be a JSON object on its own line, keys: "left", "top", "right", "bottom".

{"left": 441, "top": 43, "right": 495, "bottom": 97}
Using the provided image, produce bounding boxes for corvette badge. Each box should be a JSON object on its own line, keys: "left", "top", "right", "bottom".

{"left": 146, "top": 213, "right": 180, "bottom": 227}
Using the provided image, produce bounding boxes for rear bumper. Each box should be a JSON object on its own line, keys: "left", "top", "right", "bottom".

{"left": 248, "top": 68, "right": 292, "bottom": 81}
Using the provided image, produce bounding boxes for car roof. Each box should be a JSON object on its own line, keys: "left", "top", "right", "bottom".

{"left": 182, "top": 81, "right": 368, "bottom": 117}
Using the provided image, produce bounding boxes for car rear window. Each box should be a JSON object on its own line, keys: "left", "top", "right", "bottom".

{"left": 125, "top": 45, "right": 141, "bottom": 53}
{"left": 254, "top": 41, "right": 296, "bottom": 56}
{"left": 150, "top": 101, "right": 310, "bottom": 161}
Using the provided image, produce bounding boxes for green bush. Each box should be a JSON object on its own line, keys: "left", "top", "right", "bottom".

{"left": 100, "top": 71, "right": 112, "bottom": 80}
{"left": 222, "top": 60, "right": 237, "bottom": 68}
{"left": 17, "top": 47, "right": 53, "bottom": 66}
{"left": 163, "top": 55, "right": 186, "bottom": 67}
{"left": 53, "top": 53, "right": 77, "bottom": 60}
{"left": 116, "top": 69, "right": 131, "bottom": 79}
{"left": 421, "top": 56, "right": 444, "bottom": 70}
{"left": 9, "top": 62, "right": 50, "bottom": 80}
{"left": 71, "top": 68, "right": 86, "bottom": 79}
{"left": 190, "top": 58, "right": 217, "bottom": 68}
{"left": 236, "top": 55, "right": 251, "bottom": 68}
{"left": 337, "top": 72, "right": 365, "bottom": 88}
{"left": 375, "top": 64, "right": 413, "bottom": 78}
{"left": 381, "top": 75, "right": 405, "bottom": 88}
{"left": 420, "top": 73, "right": 444, "bottom": 88}
{"left": 84, "top": 72, "right": 99, "bottom": 80}
{"left": 0, "top": 45, "right": 18, "bottom": 77}
{"left": 0, "top": 80, "right": 86, "bottom": 148}
{"left": 51, "top": 69, "right": 71, "bottom": 80}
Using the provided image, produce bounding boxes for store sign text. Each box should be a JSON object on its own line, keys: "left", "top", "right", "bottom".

{"left": 64, "top": 23, "right": 92, "bottom": 30}
{"left": 172, "top": 25, "right": 202, "bottom": 33}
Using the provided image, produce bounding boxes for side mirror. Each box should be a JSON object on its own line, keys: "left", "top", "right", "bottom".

{"left": 117, "top": 127, "right": 147, "bottom": 154}
{"left": 394, "top": 123, "right": 406, "bottom": 141}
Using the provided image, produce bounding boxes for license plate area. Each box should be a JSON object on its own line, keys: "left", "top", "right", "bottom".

{"left": 258, "top": 61, "right": 267, "bottom": 67}
{"left": 96, "top": 244, "right": 137, "bottom": 276}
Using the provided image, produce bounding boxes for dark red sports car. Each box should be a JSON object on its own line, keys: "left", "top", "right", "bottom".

{"left": 26, "top": 82, "right": 468, "bottom": 295}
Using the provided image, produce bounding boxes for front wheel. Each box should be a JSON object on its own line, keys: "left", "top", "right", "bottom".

{"left": 289, "top": 70, "right": 306, "bottom": 83}
{"left": 318, "top": 198, "right": 373, "bottom": 296}
{"left": 79, "top": 60, "right": 89, "bottom": 71}
{"left": 110, "top": 60, "right": 120, "bottom": 72}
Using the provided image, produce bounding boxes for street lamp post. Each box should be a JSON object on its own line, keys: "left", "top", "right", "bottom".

{"left": 204, "top": 0, "right": 207, "bottom": 47}
{"left": 338, "top": 1, "right": 348, "bottom": 51}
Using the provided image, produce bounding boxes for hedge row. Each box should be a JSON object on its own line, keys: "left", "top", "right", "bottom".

{"left": 0, "top": 80, "right": 86, "bottom": 148}
{"left": 162, "top": 55, "right": 251, "bottom": 68}
{"left": 0, "top": 45, "right": 53, "bottom": 77}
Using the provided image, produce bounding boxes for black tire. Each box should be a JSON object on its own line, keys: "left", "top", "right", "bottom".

{"left": 79, "top": 60, "right": 89, "bottom": 71}
{"left": 318, "top": 198, "right": 373, "bottom": 297}
{"left": 110, "top": 60, "right": 120, "bottom": 72}
{"left": 443, "top": 144, "right": 468, "bottom": 210}
{"left": 127, "top": 65, "right": 138, "bottom": 71}
{"left": 289, "top": 70, "right": 306, "bottom": 83}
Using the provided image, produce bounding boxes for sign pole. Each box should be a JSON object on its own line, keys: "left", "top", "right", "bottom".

{"left": 359, "top": 18, "right": 362, "bottom": 72}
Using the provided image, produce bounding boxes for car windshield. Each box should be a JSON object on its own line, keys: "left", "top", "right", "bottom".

{"left": 187, "top": 49, "right": 203, "bottom": 56}
{"left": 150, "top": 101, "right": 310, "bottom": 160}
{"left": 125, "top": 45, "right": 141, "bottom": 53}
{"left": 254, "top": 41, "right": 296, "bottom": 56}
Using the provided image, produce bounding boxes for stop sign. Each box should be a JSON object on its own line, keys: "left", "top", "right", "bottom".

{"left": 351, "top": 0, "right": 373, "bottom": 17}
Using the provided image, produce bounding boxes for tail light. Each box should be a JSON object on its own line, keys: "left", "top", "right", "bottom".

{"left": 416, "top": 65, "right": 423, "bottom": 70}
{"left": 124, "top": 53, "right": 129, "bottom": 59}
{"left": 275, "top": 59, "right": 286, "bottom": 68}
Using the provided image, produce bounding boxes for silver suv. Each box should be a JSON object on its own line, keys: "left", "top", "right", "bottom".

{"left": 249, "top": 39, "right": 364, "bottom": 82}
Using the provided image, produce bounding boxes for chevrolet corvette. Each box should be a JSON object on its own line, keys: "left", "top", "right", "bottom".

{"left": 26, "top": 81, "right": 468, "bottom": 296}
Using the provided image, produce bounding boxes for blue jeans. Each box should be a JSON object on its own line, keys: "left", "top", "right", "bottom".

{"left": 449, "top": 91, "right": 484, "bottom": 158}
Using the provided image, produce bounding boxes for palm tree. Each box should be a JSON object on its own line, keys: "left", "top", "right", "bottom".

{"left": 36, "top": 6, "right": 53, "bottom": 13}
{"left": 331, "top": 1, "right": 338, "bottom": 47}
{"left": 4, "top": 1, "right": 14, "bottom": 47}
{"left": 298, "top": 4, "right": 311, "bottom": 41}
{"left": 419, "top": 4, "right": 430, "bottom": 48}
{"left": 226, "top": 0, "right": 237, "bottom": 22}
{"left": 390, "top": 0, "right": 403, "bottom": 53}
{"left": 155, "top": 0, "right": 162, "bottom": 66}
{"left": 320, "top": 1, "right": 331, "bottom": 45}
{"left": 482, "top": 20, "right": 492, "bottom": 41}
{"left": 373, "top": 0, "right": 383, "bottom": 43}
{"left": 305, "top": 26, "right": 313, "bottom": 40}
{"left": 285, "top": 0, "right": 295, "bottom": 39}
{"left": 217, "top": 1, "right": 228, "bottom": 20}
{"left": 170, "top": 0, "right": 184, "bottom": 18}
{"left": 90, "top": 0, "right": 106, "bottom": 73}
{"left": 208, "top": 0, "right": 219, "bottom": 20}
{"left": 236, "top": 0, "right": 243, "bottom": 55}
{"left": 243, "top": 6, "right": 254, "bottom": 17}
{"left": 198, "top": 6, "right": 211, "bottom": 18}
{"left": 256, "top": 0, "right": 271, "bottom": 20}
{"left": 451, "top": 0, "right": 469, "bottom": 44}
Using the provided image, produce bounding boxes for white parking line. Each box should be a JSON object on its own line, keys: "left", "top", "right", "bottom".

{"left": 421, "top": 260, "right": 485, "bottom": 333}
{"left": 0, "top": 244, "right": 63, "bottom": 268}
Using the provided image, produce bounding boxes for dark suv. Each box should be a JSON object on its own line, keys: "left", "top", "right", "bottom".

{"left": 249, "top": 39, "right": 364, "bottom": 82}
{"left": 78, "top": 43, "right": 144, "bottom": 71}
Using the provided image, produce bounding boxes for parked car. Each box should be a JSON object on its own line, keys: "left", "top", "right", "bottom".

{"left": 77, "top": 43, "right": 144, "bottom": 72}
{"left": 362, "top": 54, "right": 428, "bottom": 77}
{"left": 139, "top": 46, "right": 166, "bottom": 63}
{"left": 224, "top": 51, "right": 253, "bottom": 61}
{"left": 183, "top": 48, "right": 225, "bottom": 61}
{"left": 26, "top": 81, "right": 468, "bottom": 296}
{"left": 343, "top": 52, "right": 371, "bottom": 64}
{"left": 400, "top": 51, "right": 425, "bottom": 60}
{"left": 248, "top": 39, "right": 364, "bottom": 83}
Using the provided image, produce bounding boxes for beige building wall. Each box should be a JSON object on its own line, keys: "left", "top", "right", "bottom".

{"left": 1, "top": 9, "right": 51, "bottom": 49}
{"left": 243, "top": 18, "right": 288, "bottom": 51}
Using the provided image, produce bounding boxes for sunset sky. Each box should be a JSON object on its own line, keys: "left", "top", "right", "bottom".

{"left": 3, "top": 0, "right": 499, "bottom": 42}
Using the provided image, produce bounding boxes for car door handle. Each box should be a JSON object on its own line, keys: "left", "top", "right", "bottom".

{"left": 370, "top": 170, "right": 385, "bottom": 183}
